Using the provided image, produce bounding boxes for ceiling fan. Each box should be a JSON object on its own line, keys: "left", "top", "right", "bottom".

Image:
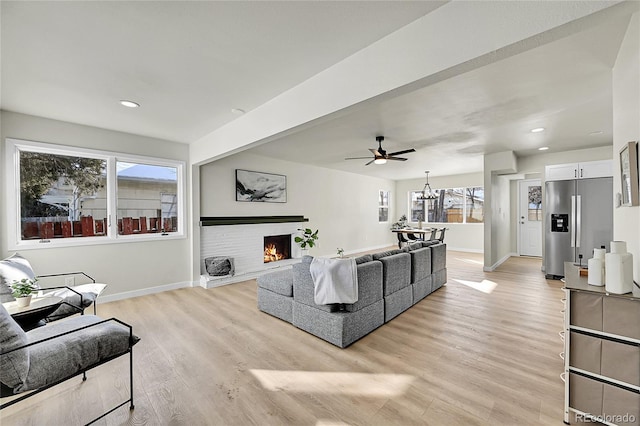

{"left": 345, "top": 136, "right": 416, "bottom": 165}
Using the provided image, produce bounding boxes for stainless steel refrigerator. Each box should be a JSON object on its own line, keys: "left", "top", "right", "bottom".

{"left": 544, "top": 177, "right": 613, "bottom": 279}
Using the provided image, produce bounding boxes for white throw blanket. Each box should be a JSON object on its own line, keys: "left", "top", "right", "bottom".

{"left": 310, "top": 257, "right": 358, "bottom": 305}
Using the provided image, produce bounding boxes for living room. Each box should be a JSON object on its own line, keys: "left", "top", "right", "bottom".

{"left": 1, "top": 1, "right": 639, "bottom": 424}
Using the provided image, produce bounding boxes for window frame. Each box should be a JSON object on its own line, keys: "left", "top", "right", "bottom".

{"left": 5, "top": 138, "right": 186, "bottom": 250}
{"left": 378, "top": 190, "right": 389, "bottom": 223}
{"left": 408, "top": 186, "right": 484, "bottom": 225}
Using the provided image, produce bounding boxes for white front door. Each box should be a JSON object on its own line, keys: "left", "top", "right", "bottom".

{"left": 518, "top": 179, "right": 543, "bottom": 257}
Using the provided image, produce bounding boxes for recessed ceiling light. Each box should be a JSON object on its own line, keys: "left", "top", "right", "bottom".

{"left": 231, "top": 108, "right": 246, "bottom": 115}
{"left": 538, "top": 146, "right": 549, "bottom": 151}
{"left": 530, "top": 127, "right": 545, "bottom": 133}
{"left": 120, "top": 100, "right": 140, "bottom": 108}
{"left": 589, "top": 131, "right": 603, "bottom": 136}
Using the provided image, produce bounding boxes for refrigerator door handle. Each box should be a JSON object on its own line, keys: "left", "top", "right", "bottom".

{"left": 576, "top": 195, "right": 581, "bottom": 248}
{"left": 570, "top": 196, "right": 576, "bottom": 248}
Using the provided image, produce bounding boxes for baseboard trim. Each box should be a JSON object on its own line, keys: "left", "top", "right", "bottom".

{"left": 99, "top": 281, "right": 193, "bottom": 303}
{"left": 446, "top": 247, "right": 483, "bottom": 253}
{"left": 483, "top": 253, "right": 516, "bottom": 272}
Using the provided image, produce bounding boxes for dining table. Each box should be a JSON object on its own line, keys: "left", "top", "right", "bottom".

{"left": 391, "top": 228, "right": 434, "bottom": 249}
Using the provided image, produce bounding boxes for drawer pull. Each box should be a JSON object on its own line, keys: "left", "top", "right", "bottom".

{"left": 559, "top": 331, "right": 565, "bottom": 341}
{"left": 559, "top": 352, "right": 565, "bottom": 360}
{"left": 560, "top": 372, "right": 566, "bottom": 383}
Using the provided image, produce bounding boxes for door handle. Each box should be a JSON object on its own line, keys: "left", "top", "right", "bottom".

{"left": 576, "top": 195, "right": 581, "bottom": 247}
{"left": 570, "top": 196, "right": 576, "bottom": 248}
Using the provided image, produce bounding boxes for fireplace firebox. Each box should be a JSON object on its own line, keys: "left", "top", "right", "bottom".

{"left": 264, "top": 234, "right": 291, "bottom": 263}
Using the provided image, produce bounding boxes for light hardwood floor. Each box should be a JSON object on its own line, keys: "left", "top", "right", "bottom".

{"left": 1, "top": 251, "right": 567, "bottom": 425}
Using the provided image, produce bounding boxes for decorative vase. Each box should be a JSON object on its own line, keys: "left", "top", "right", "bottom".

{"left": 15, "top": 295, "right": 32, "bottom": 307}
{"left": 587, "top": 248, "right": 606, "bottom": 286}
{"left": 605, "top": 241, "right": 634, "bottom": 294}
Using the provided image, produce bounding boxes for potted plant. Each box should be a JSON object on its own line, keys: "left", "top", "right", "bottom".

{"left": 337, "top": 248, "right": 345, "bottom": 258}
{"left": 295, "top": 228, "right": 319, "bottom": 252}
{"left": 11, "top": 277, "right": 39, "bottom": 307}
{"left": 391, "top": 214, "right": 408, "bottom": 230}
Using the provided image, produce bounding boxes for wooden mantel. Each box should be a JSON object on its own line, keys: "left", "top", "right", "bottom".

{"left": 200, "top": 215, "right": 309, "bottom": 226}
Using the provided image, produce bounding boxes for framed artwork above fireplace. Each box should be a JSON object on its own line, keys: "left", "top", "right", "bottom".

{"left": 236, "top": 169, "right": 287, "bottom": 203}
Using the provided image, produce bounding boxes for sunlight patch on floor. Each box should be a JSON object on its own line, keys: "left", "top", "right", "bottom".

{"left": 452, "top": 278, "right": 498, "bottom": 294}
{"left": 250, "top": 370, "right": 414, "bottom": 397}
{"left": 454, "top": 257, "right": 484, "bottom": 265}
{"left": 316, "top": 420, "right": 351, "bottom": 426}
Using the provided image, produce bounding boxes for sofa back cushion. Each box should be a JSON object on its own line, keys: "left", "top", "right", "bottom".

{"left": 0, "top": 304, "right": 30, "bottom": 389}
{"left": 377, "top": 252, "right": 412, "bottom": 295}
{"left": 0, "top": 253, "right": 37, "bottom": 303}
{"left": 354, "top": 254, "right": 373, "bottom": 264}
{"left": 344, "top": 260, "right": 383, "bottom": 313}
{"left": 293, "top": 256, "right": 383, "bottom": 312}
{"left": 293, "top": 259, "right": 339, "bottom": 312}
{"left": 372, "top": 249, "right": 403, "bottom": 260}
{"left": 409, "top": 246, "right": 431, "bottom": 283}
{"left": 431, "top": 243, "right": 447, "bottom": 272}
{"left": 408, "top": 242, "right": 423, "bottom": 251}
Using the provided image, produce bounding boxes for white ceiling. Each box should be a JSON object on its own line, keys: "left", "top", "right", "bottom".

{"left": 1, "top": 1, "right": 634, "bottom": 180}
{"left": 1, "top": 1, "right": 442, "bottom": 142}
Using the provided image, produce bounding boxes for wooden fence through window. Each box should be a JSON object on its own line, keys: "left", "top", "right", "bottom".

{"left": 21, "top": 216, "right": 178, "bottom": 240}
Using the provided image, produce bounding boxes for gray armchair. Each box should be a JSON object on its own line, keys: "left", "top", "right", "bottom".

{"left": 0, "top": 304, "right": 139, "bottom": 423}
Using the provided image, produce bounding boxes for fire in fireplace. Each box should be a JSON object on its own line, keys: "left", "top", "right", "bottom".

{"left": 264, "top": 234, "right": 291, "bottom": 263}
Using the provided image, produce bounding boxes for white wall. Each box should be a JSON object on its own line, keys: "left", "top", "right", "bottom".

{"left": 199, "top": 152, "right": 397, "bottom": 257}
{"left": 395, "top": 172, "right": 484, "bottom": 252}
{"left": 483, "top": 151, "right": 516, "bottom": 270}
{"left": 612, "top": 12, "right": 640, "bottom": 283}
{"left": 0, "top": 111, "right": 192, "bottom": 299}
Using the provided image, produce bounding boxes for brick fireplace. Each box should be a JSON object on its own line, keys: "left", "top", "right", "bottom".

{"left": 200, "top": 217, "right": 308, "bottom": 288}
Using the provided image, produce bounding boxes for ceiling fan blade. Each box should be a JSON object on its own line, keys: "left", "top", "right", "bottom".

{"left": 386, "top": 157, "right": 408, "bottom": 161}
{"left": 369, "top": 148, "right": 382, "bottom": 156}
{"left": 345, "top": 156, "right": 374, "bottom": 160}
{"left": 364, "top": 159, "right": 375, "bottom": 166}
{"left": 387, "top": 148, "right": 416, "bottom": 156}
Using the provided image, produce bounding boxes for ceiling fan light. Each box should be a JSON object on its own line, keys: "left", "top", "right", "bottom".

{"left": 374, "top": 158, "right": 387, "bottom": 165}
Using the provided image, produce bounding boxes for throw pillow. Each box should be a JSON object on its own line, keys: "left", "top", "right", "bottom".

{"left": 0, "top": 304, "right": 30, "bottom": 389}
{"left": 0, "top": 253, "right": 37, "bottom": 303}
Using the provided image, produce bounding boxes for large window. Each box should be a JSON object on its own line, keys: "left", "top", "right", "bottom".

{"left": 6, "top": 138, "right": 185, "bottom": 249}
{"left": 410, "top": 186, "right": 484, "bottom": 223}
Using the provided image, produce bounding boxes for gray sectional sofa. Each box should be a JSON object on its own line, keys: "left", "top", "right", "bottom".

{"left": 257, "top": 241, "right": 447, "bottom": 348}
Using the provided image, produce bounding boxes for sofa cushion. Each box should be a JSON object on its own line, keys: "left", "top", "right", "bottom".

{"left": 0, "top": 253, "right": 37, "bottom": 303}
{"left": 354, "top": 254, "right": 373, "bottom": 264}
{"left": 431, "top": 243, "right": 447, "bottom": 271}
{"left": 409, "top": 246, "right": 431, "bottom": 283}
{"left": 372, "top": 249, "right": 403, "bottom": 260}
{"left": 421, "top": 240, "right": 440, "bottom": 247}
{"left": 0, "top": 304, "right": 30, "bottom": 389}
{"left": 378, "top": 252, "right": 412, "bottom": 295}
{"left": 408, "top": 242, "right": 423, "bottom": 251}
{"left": 293, "top": 260, "right": 339, "bottom": 312}
{"left": 257, "top": 269, "right": 293, "bottom": 297}
{"left": 344, "top": 260, "right": 383, "bottom": 313}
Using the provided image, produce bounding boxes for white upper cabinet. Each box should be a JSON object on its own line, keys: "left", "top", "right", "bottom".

{"left": 545, "top": 160, "right": 612, "bottom": 181}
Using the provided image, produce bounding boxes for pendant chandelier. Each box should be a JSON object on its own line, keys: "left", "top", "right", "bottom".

{"left": 417, "top": 171, "right": 437, "bottom": 201}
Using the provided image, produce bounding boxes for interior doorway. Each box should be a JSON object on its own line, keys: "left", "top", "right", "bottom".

{"left": 518, "top": 179, "right": 543, "bottom": 257}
